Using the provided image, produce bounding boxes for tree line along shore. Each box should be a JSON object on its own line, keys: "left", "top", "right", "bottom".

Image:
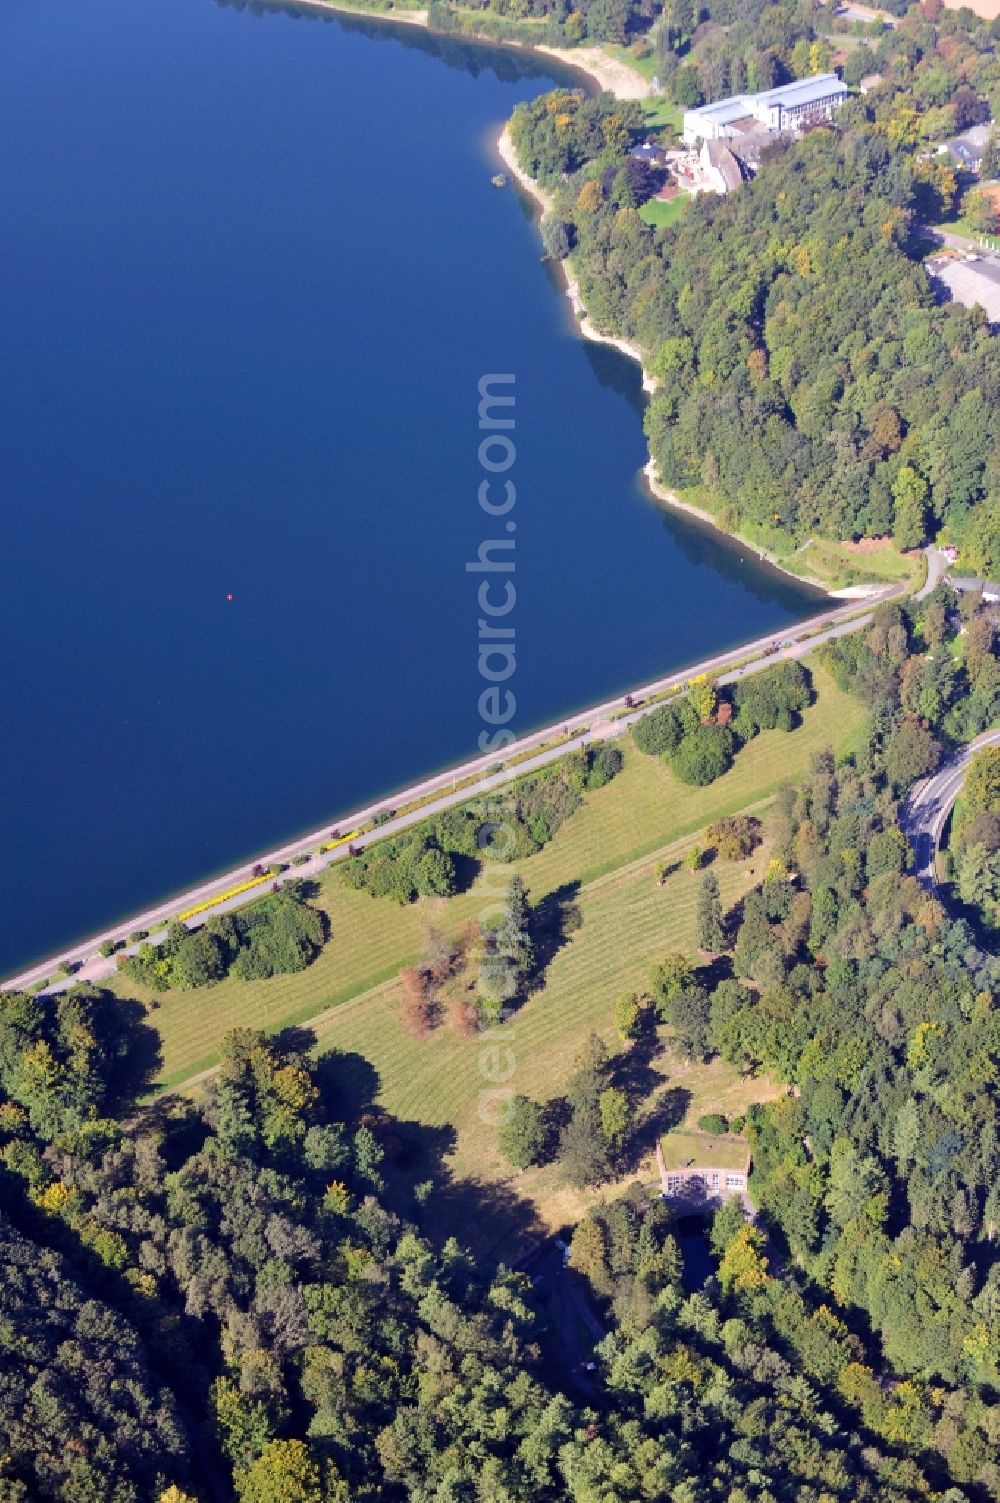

{"left": 305, "top": 0, "right": 1000, "bottom": 590}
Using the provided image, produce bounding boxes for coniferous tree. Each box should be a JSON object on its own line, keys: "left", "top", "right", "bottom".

{"left": 697, "top": 870, "right": 725, "bottom": 952}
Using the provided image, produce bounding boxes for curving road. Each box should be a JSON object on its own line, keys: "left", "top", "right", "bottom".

{"left": 903, "top": 728, "right": 1000, "bottom": 891}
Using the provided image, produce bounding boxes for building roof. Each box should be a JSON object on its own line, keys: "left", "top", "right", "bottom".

{"left": 928, "top": 256, "right": 1000, "bottom": 325}
{"left": 684, "top": 75, "right": 848, "bottom": 134}
{"left": 754, "top": 73, "right": 848, "bottom": 110}
{"left": 728, "top": 130, "right": 775, "bottom": 170}
{"left": 660, "top": 1129, "right": 751, "bottom": 1174}
{"left": 704, "top": 138, "right": 744, "bottom": 191}
{"left": 632, "top": 141, "right": 667, "bottom": 162}
{"left": 947, "top": 123, "right": 993, "bottom": 152}
{"left": 949, "top": 142, "right": 982, "bottom": 169}
{"left": 687, "top": 94, "right": 759, "bottom": 128}
{"left": 944, "top": 128, "right": 993, "bottom": 169}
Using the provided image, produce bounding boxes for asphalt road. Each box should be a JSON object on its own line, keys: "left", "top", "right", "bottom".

{"left": 903, "top": 728, "right": 1000, "bottom": 890}
{"left": 6, "top": 564, "right": 924, "bottom": 997}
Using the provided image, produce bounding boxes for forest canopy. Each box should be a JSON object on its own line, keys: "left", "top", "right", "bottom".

{"left": 510, "top": 87, "right": 1000, "bottom": 571}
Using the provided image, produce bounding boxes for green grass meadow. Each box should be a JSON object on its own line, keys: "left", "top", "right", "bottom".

{"left": 134, "top": 663, "right": 863, "bottom": 1087}
{"left": 122, "top": 661, "right": 864, "bottom": 1254}
{"left": 640, "top": 194, "right": 689, "bottom": 228}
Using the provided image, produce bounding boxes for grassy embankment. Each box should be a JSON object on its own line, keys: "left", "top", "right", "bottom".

{"left": 932, "top": 215, "right": 1000, "bottom": 254}
{"left": 931, "top": 177, "right": 1000, "bottom": 254}
{"left": 641, "top": 93, "right": 681, "bottom": 131}
{"left": 124, "top": 664, "right": 865, "bottom": 1250}
{"left": 640, "top": 194, "right": 688, "bottom": 228}
{"left": 662, "top": 483, "right": 924, "bottom": 592}
{"left": 782, "top": 537, "right": 923, "bottom": 590}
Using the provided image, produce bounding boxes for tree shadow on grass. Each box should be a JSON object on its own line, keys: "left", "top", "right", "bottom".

{"left": 85, "top": 987, "right": 163, "bottom": 1115}
{"left": 312, "top": 1044, "right": 545, "bottom": 1262}
{"left": 717, "top": 890, "right": 752, "bottom": 952}
{"left": 609, "top": 1033, "right": 665, "bottom": 1113}
{"left": 420, "top": 1158, "right": 546, "bottom": 1265}
{"left": 363, "top": 1103, "right": 546, "bottom": 1264}
{"left": 271, "top": 1023, "right": 319, "bottom": 1057}
{"left": 540, "top": 1096, "right": 572, "bottom": 1167}
{"left": 450, "top": 852, "right": 482, "bottom": 896}
{"left": 696, "top": 953, "right": 735, "bottom": 990}
{"left": 313, "top": 1046, "right": 382, "bottom": 1123}
{"left": 530, "top": 880, "right": 582, "bottom": 990}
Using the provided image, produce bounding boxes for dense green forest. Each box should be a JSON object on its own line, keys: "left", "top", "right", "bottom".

{"left": 510, "top": 80, "right": 1000, "bottom": 569}
{"left": 0, "top": 997, "right": 993, "bottom": 1499}
{"left": 1, "top": 584, "right": 998, "bottom": 1501}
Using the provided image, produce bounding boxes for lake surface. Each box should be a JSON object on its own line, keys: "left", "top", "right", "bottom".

{"left": 0, "top": 0, "right": 822, "bottom": 973}
{"left": 676, "top": 1219, "right": 715, "bottom": 1293}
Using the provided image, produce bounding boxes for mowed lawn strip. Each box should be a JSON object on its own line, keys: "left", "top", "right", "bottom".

{"left": 311, "top": 827, "right": 770, "bottom": 1170}
{"left": 137, "top": 662, "right": 863, "bottom": 1086}
{"left": 307, "top": 840, "right": 784, "bottom": 1259}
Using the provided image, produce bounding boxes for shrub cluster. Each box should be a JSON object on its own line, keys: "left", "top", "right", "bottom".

{"left": 119, "top": 883, "right": 323, "bottom": 991}
{"left": 345, "top": 748, "right": 624, "bottom": 902}
{"left": 633, "top": 662, "right": 811, "bottom": 785}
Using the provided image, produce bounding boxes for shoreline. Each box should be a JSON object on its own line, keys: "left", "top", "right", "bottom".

{"left": 2, "top": 6, "right": 909, "bottom": 991}
{"left": 275, "top": 0, "right": 654, "bottom": 99}
{"left": 281, "top": 7, "right": 909, "bottom": 596}
{"left": 289, "top": 4, "right": 854, "bottom": 599}
{"left": 273, "top": 0, "right": 431, "bottom": 27}
{"left": 496, "top": 124, "right": 656, "bottom": 393}
{"left": 496, "top": 126, "right": 884, "bottom": 600}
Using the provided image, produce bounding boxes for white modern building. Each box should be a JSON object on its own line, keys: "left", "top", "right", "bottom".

{"left": 683, "top": 74, "right": 849, "bottom": 146}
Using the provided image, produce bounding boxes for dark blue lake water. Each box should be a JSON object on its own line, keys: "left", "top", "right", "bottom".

{"left": 677, "top": 1222, "right": 714, "bottom": 1293}
{"left": 0, "top": 0, "right": 821, "bottom": 973}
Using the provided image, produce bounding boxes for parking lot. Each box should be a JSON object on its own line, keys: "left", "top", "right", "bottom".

{"left": 925, "top": 250, "right": 1000, "bottom": 325}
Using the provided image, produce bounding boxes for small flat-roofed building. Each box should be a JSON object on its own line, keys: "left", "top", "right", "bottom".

{"left": 683, "top": 74, "right": 848, "bottom": 146}
{"left": 658, "top": 1130, "right": 752, "bottom": 1205}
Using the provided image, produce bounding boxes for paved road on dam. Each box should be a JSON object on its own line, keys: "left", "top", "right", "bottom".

{"left": 7, "top": 564, "right": 936, "bottom": 997}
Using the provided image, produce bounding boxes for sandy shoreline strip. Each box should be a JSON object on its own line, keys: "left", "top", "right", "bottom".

{"left": 282, "top": 0, "right": 654, "bottom": 99}
{"left": 277, "top": 0, "right": 431, "bottom": 26}
{"left": 532, "top": 43, "right": 654, "bottom": 99}
{"left": 496, "top": 125, "right": 655, "bottom": 392}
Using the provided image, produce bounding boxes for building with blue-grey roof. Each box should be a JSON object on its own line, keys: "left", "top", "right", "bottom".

{"left": 683, "top": 74, "right": 848, "bottom": 146}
